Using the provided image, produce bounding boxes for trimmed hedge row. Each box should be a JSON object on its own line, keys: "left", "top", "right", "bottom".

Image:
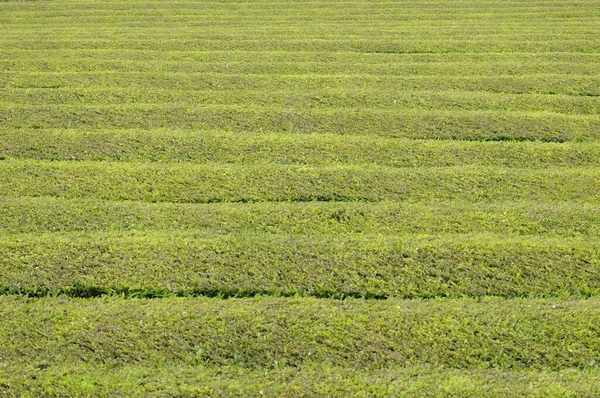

{"left": 2, "top": 363, "right": 599, "bottom": 397}
{"left": 1, "top": 161, "right": 599, "bottom": 203}
{"left": 4, "top": 130, "right": 600, "bottom": 165}
{"left": 2, "top": 198, "right": 600, "bottom": 236}
{"left": 0, "top": 297, "right": 598, "bottom": 369}
{"left": 1, "top": 232, "right": 598, "bottom": 298}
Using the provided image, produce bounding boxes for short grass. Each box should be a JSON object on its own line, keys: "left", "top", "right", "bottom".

{"left": 1, "top": 0, "right": 599, "bottom": 395}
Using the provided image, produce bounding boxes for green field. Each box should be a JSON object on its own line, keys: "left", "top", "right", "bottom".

{"left": 1, "top": 0, "right": 599, "bottom": 396}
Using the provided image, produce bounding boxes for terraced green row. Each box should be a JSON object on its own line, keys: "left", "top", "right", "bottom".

{"left": 1, "top": 297, "right": 598, "bottom": 369}
{"left": 4, "top": 58, "right": 600, "bottom": 77}
{"left": 2, "top": 9, "right": 598, "bottom": 23}
{"left": 3, "top": 57, "right": 600, "bottom": 77}
{"left": 3, "top": 89, "right": 600, "bottom": 117}
{"left": 4, "top": 130, "right": 600, "bottom": 166}
{"left": 3, "top": 50, "right": 598, "bottom": 64}
{"left": 6, "top": 19, "right": 599, "bottom": 30}
{"left": 4, "top": 1, "right": 597, "bottom": 11}
{"left": 5, "top": 73, "right": 598, "bottom": 97}
{"left": 1, "top": 160, "right": 598, "bottom": 203}
{"left": 3, "top": 5, "right": 598, "bottom": 18}
{"left": 2, "top": 38, "right": 599, "bottom": 53}
{"left": 3, "top": 198, "right": 600, "bottom": 237}
{"left": 3, "top": 363, "right": 599, "bottom": 397}
{"left": 4, "top": 28, "right": 598, "bottom": 38}
{"left": 2, "top": 106, "right": 598, "bottom": 141}
{"left": 1, "top": 232, "right": 598, "bottom": 297}
{"left": 3, "top": 31, "right": 598, "bottom": 42}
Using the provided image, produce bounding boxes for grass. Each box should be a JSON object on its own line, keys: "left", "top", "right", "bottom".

{"left": 2, "top": 232, "right": 599, "bottom": 298}
{"left": 1, "top": 160, "right": 600, "bottom": 203}
{"left": 1, "top": 0, "right": 599, "bottom": 394}
{"left": 2, "top": 198, "right": 600, "bottom": 236}
{"left": 4, "top": 130, "right": 600, "bottom": 164}
{"left": 1, "top": 297, "right": 599, "bottom": 369}
{"left": 2, "top": 364, "right": 600, "bottom": 397}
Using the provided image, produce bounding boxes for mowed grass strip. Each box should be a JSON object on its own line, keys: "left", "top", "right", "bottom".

{"left": 0, "top": 297, "right": 598, "bottom": 370}
{"left": 2, "top": 198, "right": 600, "bottom": 237}
{"left": 1, "top": 160, "right": 598, "bottom": 204}
{"left": 4, "top": 130, "right": 600, "bottom": 165}
{"left": 2, "top": 363, "right": 599, "bottom": 397}
{"left": 2, "top": 105, "right": 599, "bottom": 141}
{"left": 1, "top": 232, "right": 598, "bottom": 298}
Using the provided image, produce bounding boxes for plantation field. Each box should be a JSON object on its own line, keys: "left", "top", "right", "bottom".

{"left": 1, "top": 0, "right": 599, "bottom": 396}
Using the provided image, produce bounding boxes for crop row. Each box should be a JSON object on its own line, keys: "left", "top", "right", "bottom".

{"left": 5, "top": 73, "right": 599, "bottom": 97}
{"left": 5, "top": 58, "right": 600, "bottom": 76}
{"left": 4, "top": 1, "right": 598, "bottom": 11}
{"left": 1, "top": 106, "right": 598, "bottom": 141}
{"left": 1, "top": 160, "right": 599, "bottom": 204}
{"left": 1, "top": 232, "right": 598, "bottom": 298}
{"left": 3, "top": 50, "right": 598, "bottom": 64}
{"left": 2, "top": 8, "right": 597, "bottom": 22}
{"left": 2, "top": 198, "right": 600, "bottom": 237}
{"left": 1, "top": 296, "right": 599, "bottom": 369}
{"left": 4, "top": 26, "right": 599, "bottom": 37}
{"left": 2, "top": 38, "right": 600, "bottom": 53}
{"left": 3, "top": 89, "right": 600, "bottom": 117}
{"left": 2, "top": 362, "right": 599, "bottom": 397}
{"left": 3, "top": 31, "right": 598, "bottom": 42}
{"left": 3, "top": 5, "right": 598, "bottom": 17}
{"left": 3, "top": 364, "right": 600, "bottom": 397}
{"left": 4, "top": 130, "right": 600, "bottom": 166}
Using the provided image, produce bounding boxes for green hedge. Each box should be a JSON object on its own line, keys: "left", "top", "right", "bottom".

{"left": 1, "top": 297, "right": 598, "bottom": 370}
{"left": 2, "top": 198, "right": 600, "bottom": 236}
{"left": 1, "top": 363, "right": 599, "bottom": 397}
{"left": 3, "top": 130, "right": 600, "bottom": 164}
{"left": 1, "top": 233, "right": 598, "bottom": 298}
{"left": 1, "top": 161, "right": 599, "bottom": 204}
